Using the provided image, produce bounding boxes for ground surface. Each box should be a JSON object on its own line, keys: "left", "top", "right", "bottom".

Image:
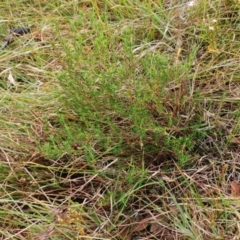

{"left": 0, "top": 1, "right": 240, "bottom": 239}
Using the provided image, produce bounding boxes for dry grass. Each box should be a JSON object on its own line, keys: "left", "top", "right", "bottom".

{"left": 0, "top": 0, "right": 239, "bottom": 239}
